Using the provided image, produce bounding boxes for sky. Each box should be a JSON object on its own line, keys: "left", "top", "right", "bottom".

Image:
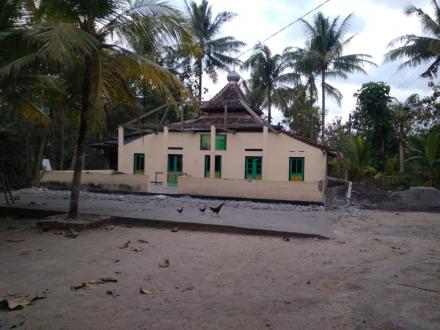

{"left": 171, "top": 0, "right": 434, "bottom": 124}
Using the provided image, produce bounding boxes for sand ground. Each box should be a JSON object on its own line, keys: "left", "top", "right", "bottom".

{"left": 0, "top": 209, "right": 439, "bottom": 330}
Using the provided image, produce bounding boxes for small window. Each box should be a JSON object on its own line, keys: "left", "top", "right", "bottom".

{"left": 133, "top": 153, "right": 145, "bottom": 175}
{"left": 289, "top": 157, "right": 304, "bottom": 181}
{"left": 215, "top": 135, "right": 227, "bottom": 150}
{"left": 200, "top": 134, "right": 211, "bottom": 150}
{"left": 245, "top": 156, "right": 262, "bottom": 180}
{"left": 204, "top": 155, "right": 222, "bottom": 178}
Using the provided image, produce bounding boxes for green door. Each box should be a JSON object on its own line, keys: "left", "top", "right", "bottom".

{"left": 167, "top": 154, "right": 182, "bottom": 184}
{"left": 245, "top": 156, "right": 262, "bottom": 180}
{"left": 133, "top": 153, "right": 145, "bottom": 175}
{"left": 205, "top": 155, "right": 222, "bottom": 178}
{"left": 289, "top": 157, "right": 304, "bottom": 181}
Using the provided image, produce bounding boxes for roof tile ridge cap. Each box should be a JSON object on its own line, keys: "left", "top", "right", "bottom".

{"left": 203, "top": 82, "right": 235, "bottom": 106}
{"left": 168, "top": 117, "right": 200, "bottom": 125}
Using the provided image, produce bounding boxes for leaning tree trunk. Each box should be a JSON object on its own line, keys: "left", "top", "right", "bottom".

{"left": 32, "top": 130, "right": 48, "bottom": 187}
{"left": 68, "top": 58, "right": 93, "bottom": 219}
{"left": 321, "top": 69, "right": 326, "bottom": 143}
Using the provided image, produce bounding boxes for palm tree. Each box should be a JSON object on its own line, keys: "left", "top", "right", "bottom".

{"left": 185, "top": 0, "right": 245, "bottom": 101}
{"left": 390, "top": 95, "right": 417, "bottom": 173}
{"left": 345, "top": 135, "right": 376, "bottom": 183}
{"left": 242, "top": 43, "right": 299, "bottom": 123}
{"left": 386, "top": 0, "right": 440, "bottom": 78}
{"left": 299, "top": 12, "right": 375, "bottom": 141}
{"left": 406, "top": 131, "right": 440, "bottom": 186}
{"left": 1, "top": 0, "right": 189, "bottom": 218}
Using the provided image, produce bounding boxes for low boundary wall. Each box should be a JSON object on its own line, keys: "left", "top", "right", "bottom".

{"left": 41, "top": 171, "right": 149, "bottom": 192}
{"left": 177, "top": 177, "right": 323, "bottom": 203}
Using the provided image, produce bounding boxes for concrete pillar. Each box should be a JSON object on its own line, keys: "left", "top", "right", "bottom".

{"left": 117, "top": 126, "right": 124, "bottom": 172}
{"left": 210, "top": 125, "right": 216, "bottom": 178}
{"left": 262, "top": 126, "right": 268, "bottom": 180}
{"left": 162, "top": 126, "right": 169, "bottom": 190}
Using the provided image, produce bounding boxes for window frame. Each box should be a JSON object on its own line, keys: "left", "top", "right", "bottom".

{"left": 245, "top": 156, "right": 262, "bottom": 180}
{"left": 215, "top": 134, "right": 227, "bottom": 151}
{"left": 200, "top": 134, "right": 211, "bottom": 150}
{"left": 204, "top": 155, "right": 222, "bottom": 178}
{"left": 289, "top": 157, "right": 304, "bottom": 181}
{"left": 133, "top": 153, "right": 145, "bottom": 175}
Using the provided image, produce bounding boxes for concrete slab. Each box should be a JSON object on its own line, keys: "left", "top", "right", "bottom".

{"left": 1, "top": 188, "right": 336, "bottom": 238}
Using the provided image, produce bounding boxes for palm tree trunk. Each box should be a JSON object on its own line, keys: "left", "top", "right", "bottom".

{"left": 68, "top": 58, "right": 92, "bottom": 219}
{"left": 321, "top": 69, "right": 326, "bottom": 142}
{"left": 429, "top": 164, "right": 433, "bottom": 187}
{"left": 60, "top": 107, "right": 65, "bottom": 170}
{"left": 25, "top": 132, "right": 32, "bottom": 180}
{"left": 267, "top": 85, "right": 272, "bottom": 124}
{"left": 399, "top": 139, "right": 404, "bottom": 173}
{"left": 32, "top": 130, "right": 48, "bottom": 187}
{"left": 197, "top": 60, "right": 203, "bottom": 102}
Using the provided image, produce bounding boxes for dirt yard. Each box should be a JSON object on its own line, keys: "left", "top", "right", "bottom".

{"left": 1, "top": 209, "right": 439, "bottom": 329}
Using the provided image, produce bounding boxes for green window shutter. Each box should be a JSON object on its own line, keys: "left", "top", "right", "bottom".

{"left": 204, "top": 155, "right": 210, "bottom": 178}
{"left": 289, "top": 157, "right": 304, "bottom": 181}
{"left": 133, "top": 153, "right": 145, "bottom": 175}
{"left": 200, "top": 134, "right": 211, "bottom": 150}
{"left": 167, "top": 154, "right": 183, "bottom": 184}
{"left": 215, "top": 155, "right": 222, "bottom": 178}
{"left": 215, "top": 135, "right": 226, "bottom": 150}
{"left": 245, "top": 156, "right": 262, "bottom": 180}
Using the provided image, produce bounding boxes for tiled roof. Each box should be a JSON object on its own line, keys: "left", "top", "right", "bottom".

{"left": 168, "top": 113, "right": 262, "bottom": 131}
{"left": 201, "top": 82, "right": 263, "bottom": 115}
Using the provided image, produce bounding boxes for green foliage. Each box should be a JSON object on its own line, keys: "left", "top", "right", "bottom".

{"left": 242, "top": 43, "right": 299, "bottom": 123}
{"left": 353, "top": 82, "right": 395, "bottom": 170}
{"left": 185, "top": 0, "right": 245, "bottom": 100}
{"left": 406, "top": 130, "right": 440, "bottom": 186}
{"left": 280, "top": 84, "right": 321, "bottom": 141}
{"left": 386, "top": 0, "right": 440, "bottom": 78}
{"left": 298, "top": 12, "right": 375, "bottom": 140}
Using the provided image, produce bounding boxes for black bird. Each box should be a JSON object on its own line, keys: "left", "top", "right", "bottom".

{"left": 209, "top": 203, "right": 225, "bottom": 216}
{"left": 176, "top": 207, "right": 183, "bottom": 214}
{"left": 199, "top": 206, "right": 206, "bottom": 213}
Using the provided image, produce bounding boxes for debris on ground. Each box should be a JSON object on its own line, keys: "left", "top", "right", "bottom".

{"left": 119, "top": 241, "right": 130, "bottom": 249}
{"left": 130, "top": 246, "right": 143, "bottom": 252}
{"left": 327, "top": 183, "right": 440, "bottom": 211}
{"left": 158, "top": 258, "right": 170, "bottom": 268}
{"left": 1, "top": 293, "right": 47, "bottom": 310}
{"left": 6, "top": 239, "right": 24, "bottom": 243}
{"left": 64, "top": 228, "right": 78, "bottom": 238}
{"left": 181, "top": 286, "right": 194, "bottom": 292}
{"left": 171, "top": 227, "right": 179, "bottom": 233}
{"left": 282, "top": 237, "right": 290, "bottom": 242}
{"left": 19, "top": 250, "right": 31, "bottom": 256}
{"left": 137, "top": 239, "right": 149, "bottom": 244}
{"left": 71, "top": 278, "right": 118, "bottom": 291}
{"left": 139, "top": 288, "right": 152, "bottom": 295}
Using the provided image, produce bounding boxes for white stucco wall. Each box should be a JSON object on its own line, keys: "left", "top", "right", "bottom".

{"left": 41, "top": 171, "right": 149, "bottom": 192}
{"left": 178, "top": 177, "right": 323, "bottom": 202}
{"left": 118, "top": 127, "right": 327, "bottom": 183}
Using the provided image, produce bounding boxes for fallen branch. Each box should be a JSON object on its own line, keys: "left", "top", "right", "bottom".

{"left": 398, "top": 283, "right": 440, "bottom": 294}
